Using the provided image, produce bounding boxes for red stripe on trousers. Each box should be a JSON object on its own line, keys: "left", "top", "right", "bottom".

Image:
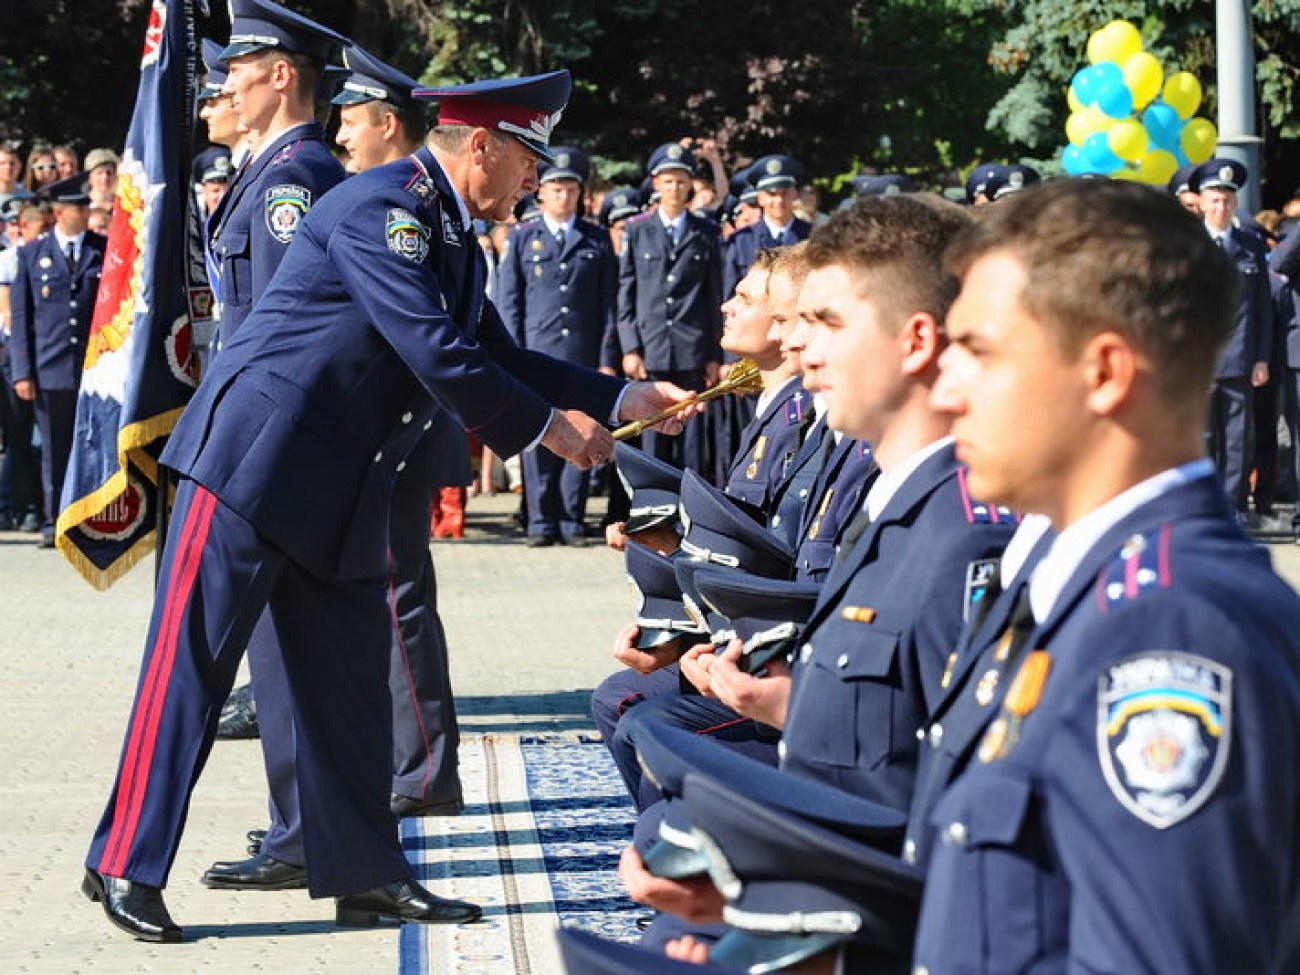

{"left": 100, "top": 486, "right": 219, "bottom": 876}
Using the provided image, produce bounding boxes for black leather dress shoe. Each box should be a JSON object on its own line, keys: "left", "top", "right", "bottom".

{"left": 336, "top": 879, "right": 482, "bottom": 927}
{"left": 82, "top": 868, "right": 183, "bottom": 943}
{"left": 524, "top": 534, "right": 555, "bottom": 548}
{"left": 215, "top": 699, "right": 259, "bottom": 739}
{"left": 390, "top": 794, "right": 465, "bottom": 818}
{"left": 200, "top": 850, "right": 308, "bottom": 890}
{"left": 561, "top": 533, "right": 589, "bottom": 548}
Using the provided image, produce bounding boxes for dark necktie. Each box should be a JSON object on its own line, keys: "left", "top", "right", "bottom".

{"left": 666, "top": 223, "right": 678, "bottom": 247}
{"left": 65, "top": 240, "right": 76, "bottom": 270}
{"left": 554, "top": 226, "right": 565, "bottom": 248}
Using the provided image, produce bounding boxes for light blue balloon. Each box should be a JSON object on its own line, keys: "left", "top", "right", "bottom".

{"left": 1073, "top": 63, "right": 1123, "bottom": 107}
{"left": 1143, "top": 102, "right": 1182, "bottom": 150}
{"left": 1062, "top": 145, "right": 1088, "bottom": 176}
{"left": 1096, "top": 77, "right": 1134, "bottom": 118}
{"left": 1082, "top": 132, "right": 1124, "bottom": 174}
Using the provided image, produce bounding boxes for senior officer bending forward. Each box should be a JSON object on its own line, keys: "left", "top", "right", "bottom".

{"left": 82, "top": 68, "right": 692, "bottom": 943}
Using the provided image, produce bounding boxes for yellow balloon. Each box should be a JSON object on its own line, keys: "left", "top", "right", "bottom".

{"left": 1066, "top": 106, "right": 1114, "bottom": 146}
{"left": 1107, "top": 119, "right": 1149, "bottom": 162}
{"left": 1088, "top": 20, "right": 1144, "bottom": 65}
{"left": 1181, "top": 118, "right": 1218, "bottom": 164}
{"left": 1163, "top": 71, "right": 1203, "bottom": 119}
{"left": 1068, "top": 86, "right": 1084, "bottom": 114}
{"left": 1134, "top": 149, "right": 1180, "bottom": 185}
{"left": 1122, "top": 52, "right": 1163, "bottom": 109}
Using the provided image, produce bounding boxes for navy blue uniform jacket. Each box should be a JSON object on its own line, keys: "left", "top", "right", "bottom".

{"left": 722, "top": 378, "right": 809, "bottom": 510}
{"left": 915, "top": 474, "right": 1300, "bottom": 973}
{"left": 209, "top": 122, "right": 346, "bottom": 345}
{"left": 163, "top": 147, "right": 623, "bottom": 582}
{"left": 1216, "top": 226, "right": 1273, "bottom": 379}
{"left": 495, "top": 216, "right": 616, "bottom": 367}
{"left": 616, "top": 212, "right": 722, "bottom": 372}
{"left": 781, "top": 444, "right": 1015, "bottom": 812}
{"left": 9, "top": 231, "right": 106, "bottom": 390}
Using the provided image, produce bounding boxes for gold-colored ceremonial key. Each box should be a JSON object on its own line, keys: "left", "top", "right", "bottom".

{"left": 612, "top": 359, "right": 763, "bottom": 441}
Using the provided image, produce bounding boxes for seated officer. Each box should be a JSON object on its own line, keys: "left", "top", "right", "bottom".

{"left": 915, "top": 178, "right": 1300, "bottom": 972}
{"left": 718, "top": 249, "right": 810, "bottom": 510}
{"left": 621, "top": 195, "right": 1015, "bottom": 952}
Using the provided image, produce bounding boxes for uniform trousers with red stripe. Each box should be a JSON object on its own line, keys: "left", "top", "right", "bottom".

{"left": 86, "top": 477, "right": 411, "bottom": 896}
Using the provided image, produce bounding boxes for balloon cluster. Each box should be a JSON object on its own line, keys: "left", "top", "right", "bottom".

{"left": 1062, "top": 20, "right": 1217, "bottom": 185}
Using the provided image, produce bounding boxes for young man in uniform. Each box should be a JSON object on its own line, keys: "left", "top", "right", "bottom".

{"left": 497, "top": 147, "right": 617, "bottom": 546}
{"left": 915, "top": 177, "right": 1300, "bottom": 973}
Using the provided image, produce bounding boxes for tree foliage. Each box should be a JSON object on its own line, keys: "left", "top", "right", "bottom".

{"left": 1, "top": 0, "right": 1297, "bottom": 197}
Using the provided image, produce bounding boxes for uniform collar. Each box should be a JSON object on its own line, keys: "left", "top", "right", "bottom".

{"left": 762, "top": 217, "right": 794, "bottom": 239}
{"left": 248, "top": 121, "right": 316, "bottom": 163}
{"left": 53, "top": 228, "right": 86, "bottom": 251}
{"left": 754, "top": 373, "right": 798, "bottom": 419}
{"left": 413, "top": 148, "right": 471, "bottom": 230}
{"left": 542, "top": 214, "right": 575, "bottom": 237}
{"left": 657, "top": 209, "right": 687, "bottom": 235}
{"left": 1000, "top": 513, "right": 1053, "bottom": 587}
{"left": 864, "top": 436, "right": 953, "bottom": 521}
{"left": 1028, "top": 458, "right": 1216, "bottom": 623}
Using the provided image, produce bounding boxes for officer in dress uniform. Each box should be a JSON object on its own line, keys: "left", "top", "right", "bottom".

{"left": 722, "top": 156, "right": 811, "bottom": 302}
{"left": 618, "top": 142, "right": 723, "bottom": 474}
{"left": 1192, "top": 158, "right": 1273, "bottom": 524}
{"left": 8, "top": 174, "right": 105, "bottom": 547}
{"left": 200, "top": 43, "right": 473, "bottom": 895}
{"left": 915, "top": 178, "right": 1300, "bottom": 973}
{"left": 207, "top": 0, "right": 348, "bottom": 348}
{"left": 497, "top": 147, "right": 618, "bottom": 545}
{"left": 82, "top": 62, "right": 692, "bottom": 942}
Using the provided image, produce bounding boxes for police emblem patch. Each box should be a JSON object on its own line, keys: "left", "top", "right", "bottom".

{"left": 440, "top": 209, "right": 461, "bottom": 246}
{"left": 264, "top": 185, "right": 311, "bottom": 244}
{"left": 1098, "top": 652, "right": 1232, "bottom": 829}
{"left": 386, "top": 208, "right": 430, "bottom": 263}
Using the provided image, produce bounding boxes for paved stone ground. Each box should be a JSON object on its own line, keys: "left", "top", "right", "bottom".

{"left": 2, "top": 492, "right": 1298, "bottom": 973}
{"left": 0, "top": 493, "right": 629, "bottom": 974}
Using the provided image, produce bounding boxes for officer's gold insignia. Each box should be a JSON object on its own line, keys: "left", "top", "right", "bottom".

{"left": 980, "top": 650, "right": 1051, "bottom": 761}
{"left": 940, "top": 650, "right": 959, "bottom": 689}
{"left": 807, "top": 488, "right": 835, "bottom": 541}
{"left": 745, "top": 436, "right": 768, "bottom": 480}
{"left": 41, "top": 285, "right": 51, "bottom": 299}
{"left": 534, "top": 265, "right": 542, "bottom": 277}
{"left": 840, "top": 606, "right": 876, "bottom": 624}
{"left": 975, "top": 669, "right": 999, "bottom": 706}
{"left": 531, "top": 239, "right": 543, "bottom": 252}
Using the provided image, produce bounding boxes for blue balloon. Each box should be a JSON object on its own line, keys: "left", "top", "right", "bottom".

{"left": 1074, "top": 62, "right": 1124, "bottom": 106}
{"left": 1096, "top": 78, "right": 1134, "bottom": 118}
{"left": 1082, "top": 132, "right": 1124, "bottom": 174}
{"left": 1062, "top": 145, "right": 1088, "bottom": 176}
{"left": 1143, "top": 102, "right": 1182, "bottom": 151}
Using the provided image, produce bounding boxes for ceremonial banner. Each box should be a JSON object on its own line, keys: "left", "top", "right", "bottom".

{"left": 57, "top": 0, "right": 201, "bottom": 588}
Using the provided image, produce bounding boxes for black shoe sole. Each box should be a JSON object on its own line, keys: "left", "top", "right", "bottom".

{"left": 81, "top": 870, "right": 184, "bottom": 943}
{"left": 335, "top": 904, "right": 482, "bottom": 927}
{"left": 200, "top": 873, "right": 308, "bottom": 891}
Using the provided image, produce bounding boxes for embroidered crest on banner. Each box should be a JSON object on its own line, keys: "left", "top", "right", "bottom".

{"left": 1097, "top": 651, "right": 1232, "bottom": 829}
{"left": 264, "top": 185, "right": 311, "bottom": 243}
{"left": 386, "top": 208, "right": 430, "bottom": 263}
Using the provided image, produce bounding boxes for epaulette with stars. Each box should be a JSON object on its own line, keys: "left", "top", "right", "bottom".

{"left": 270, "top": 141, "right": 304, "bottom": 166}
{"left": 1093, "top": 526, "right": 1173, "bottom": 612}
{"left": 956, "top": 467, "right": 1018, "bottom": 525}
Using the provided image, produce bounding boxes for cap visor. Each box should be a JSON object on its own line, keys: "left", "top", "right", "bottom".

{"left": 652, "top": 162, "right": 693, "bottom": 175}
{"left": 635, "top": 628, "right": 681, "bottom": 651}
{"left": 642, "top": 838, "right": 710, "bottom": 879}
{"left": 219, "top": 40, "right": 272, "bottom": 60}
{"left": 709, "top": 930, "right": 841, "bottom": 975}
{"left": 512, "top": 134, "right": 554, "bottom": 163}
{"left": 541, "top": 170, "right": 582, "bottom": 183}
{"left": 331, "top": 88, "right": 373, "bottom": 106}
{"left": 624, "top": 512, "right": 673, "bottom": 534}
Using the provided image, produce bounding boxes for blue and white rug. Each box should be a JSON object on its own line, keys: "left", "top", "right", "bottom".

{"left": 400, "top": 733, "right": 640, "bottom": 974}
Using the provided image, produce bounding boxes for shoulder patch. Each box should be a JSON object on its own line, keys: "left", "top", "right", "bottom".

{"left": 265, "top": 185, "right": 311, "bottom": 244}
{"left": 956, "top": 467, "right": 1017, "bottom": 524}
{"left": 386, "top": 208, "right": 430, "bottom": 263}
{"left": 1093, "top": 527, "right": 1172, "bottom": 612}
{"left": 1097, "top": 651, "right": 1232, "bottom": 829}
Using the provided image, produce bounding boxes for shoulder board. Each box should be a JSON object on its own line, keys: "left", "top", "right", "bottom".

{"left": 626, "top": 212, "right": 655, "bottom": 226}
{"left": 956, "top": 466, "right": 1018, "bottom": 525}
{"left": 1093, "top": 525, "right": 1173, "bottom": 612}
{"left": 270, "top": 140, "right": 304, "bottom": 166}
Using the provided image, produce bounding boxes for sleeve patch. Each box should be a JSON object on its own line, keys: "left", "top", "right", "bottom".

{"left": 1097, "top": 651, "right": 1232, "bottom": 829}
{"left": 265, "top": 185, "right": 312, "bottom": 244}
{"left": 386, "top": 208, "right": 431, "bottom": 263}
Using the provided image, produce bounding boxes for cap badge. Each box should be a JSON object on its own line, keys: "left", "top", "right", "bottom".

{"left": 666, "top": 145, "right": 683, "bottom": 160}
{"left": 1219, "top": 165, "right": 1234, "bottom": 183}
{"left": 765, "top": 159, "right": 781, "bottom": 175}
